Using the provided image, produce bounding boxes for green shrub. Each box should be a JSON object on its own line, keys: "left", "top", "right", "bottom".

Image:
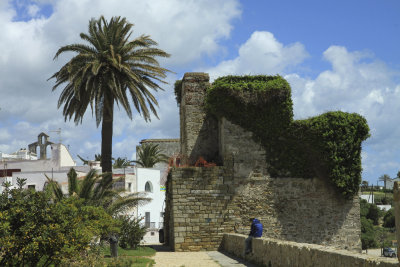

{"left": 366, "top": 203, "right": 381, "bottom": 225}
{"left": 360, "top": 199, "right": 382, "bottom": 225}
{"left": 360, "top": 199, "right": 369, "bottom": 217}
{"left": 174, "top": 79, "right": 183, "bottom": 106}
{"left": 361, "top": 217, "right": 377, "bottom": 249}
{"left": 206, "top": 75, "right": 370, "bottom": 198}
{"left": 118, "top": 216, "right": 147, "bottom": 249}
{"left": 383, "top": 208, "right": 395, "bottom": 228}
{"left": 0, "top": 178, "right": 118, "bottom": 266}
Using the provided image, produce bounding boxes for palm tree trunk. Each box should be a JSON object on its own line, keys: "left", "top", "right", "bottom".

{"left": 101, "top": 95, "right": 114, "bottom": 173}
{"left": 101, "top": 95, "right": 118, "bottom": 256}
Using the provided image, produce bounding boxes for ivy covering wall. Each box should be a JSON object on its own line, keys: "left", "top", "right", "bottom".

{"left": 205, "top": 75, "right": 370, "bottom": 198}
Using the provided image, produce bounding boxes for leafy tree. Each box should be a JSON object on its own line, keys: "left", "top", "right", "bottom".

{"left": 361, "top": 217, "right": 376, "bottom": 250}
{"left": 360, "top": 199, "right": 369, "bottom": 217}
{"left": 134, "top": 143, "right": 169, "bottom": 168}
{"left": 0, "top": 178, "right": 117, "bottom": 266}
{"left": 360, "top": 198, "right": 382, "bottom": 225}
{"left": 383, "top": 208, "right": 395, "bottom": 228}
{"left": 397, "top": 171, "right": 400, "bottom": 178}
{"left": 366, "top": 203, "right": 381, "bottom": 225}
{"left": 113, "top": 157, "right": 133, "bottom": 169}
{"left": 118, "top": 216, "right": 147, "bottom": 249}
{"left": 50, "top": 16, "right": 171, "bottom": 173}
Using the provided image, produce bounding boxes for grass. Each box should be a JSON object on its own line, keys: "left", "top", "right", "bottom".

{"left": 99, "top": 245, "right": 156, "bottom": 267}
{"left": 100, "top": 246, "right": 156, "bottom": 257}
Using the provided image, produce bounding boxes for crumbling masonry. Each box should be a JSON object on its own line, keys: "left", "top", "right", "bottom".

{"left": 164, "top": 72, "right": 361, "bottom": 252}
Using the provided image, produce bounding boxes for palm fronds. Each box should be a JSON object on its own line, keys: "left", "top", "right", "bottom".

{"left": 134, "top": 144, "right": 169, "bottom": 168}
{"left": 49, "top": 16, "right": 172, "bottom": 173}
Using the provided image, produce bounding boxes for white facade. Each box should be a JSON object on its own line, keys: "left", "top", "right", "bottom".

{"left": 385, "top": 178, "right": 400, "bottom": 190}
{"left": 136, "top": 168, "right": 165, "bottom": 228}
{"left": 1, "top": 143, "right": 77, "bottom": 191}
{"left": 136, "top": 167, "right": 165, "bottom": 243}
{"left": 360, "top": 194, "right": 374, "bottom": 204}
{"left": 0, "top": 149, "right": 37, "bottom": 161}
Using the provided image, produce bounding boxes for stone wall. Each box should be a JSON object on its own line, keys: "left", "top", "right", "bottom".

{"left": 165, "top": 72, "right": 362, "bottom": 252}
{"left": 166, "top": 164, "right": 361, "bottom": 252}
{"left": 179, "top": 73, "right": 219, "bottom": 165}
{"left": 222, "top": 234, "right": 398, "bottom": 267}
{"left": 139, "top": 139, "right": 180, "bottom": 159}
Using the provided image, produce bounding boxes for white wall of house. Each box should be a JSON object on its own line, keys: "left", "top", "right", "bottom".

{"left": 3, "top": 144, "right": 76, "bottom": 173}
{"left": 385, "top": 178, "right": 400, "bottom": 190}
{"left": 58, "top": 144, "right": 76, "bottom": 167}
{"left": 360, "top": 194, "right": 374, "bottom": 204}
{"left": 12, "top": 171, "right": 69, "bottom": 192}
{"left": 136, "top": 168, "right": 165, "bottom": 230}
{"left": 0, "top": 143, "right": 77, "bottom": 193}
{"left": 0, "top": 149, "right": 37, "bottom": 161}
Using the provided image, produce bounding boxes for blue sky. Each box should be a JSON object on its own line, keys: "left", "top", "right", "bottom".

{"left": 1, "top": 0, "right": 400, "bottom": 185}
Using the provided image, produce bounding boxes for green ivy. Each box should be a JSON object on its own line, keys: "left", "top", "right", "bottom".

{"left": 174, "top": 79, "right": 182, "bottom": 106}
{"left": 206, "top": 75, "right": 370, "bottom": 198}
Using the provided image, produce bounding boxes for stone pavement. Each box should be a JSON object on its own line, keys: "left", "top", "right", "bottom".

{"left": 150, "top": 245, "right": 257, "bottom": 267}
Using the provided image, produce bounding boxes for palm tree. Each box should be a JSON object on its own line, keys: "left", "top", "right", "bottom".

{"left": 50, "top": 16, "right": 171, "bottom": 173}
{"left": 77, "top": 154, "right": 102, "bottom": 165}
{"left": 46, "top": 168, "right": 150, "bottom": 257}
{"left": 113, "top": 157, "right": 132, "bottom": 169}
{"left": 134, "top": 143, "right": 169, "bottom": 168}
{"left": 47, "top": 168, "right": 150, "bottom": 215}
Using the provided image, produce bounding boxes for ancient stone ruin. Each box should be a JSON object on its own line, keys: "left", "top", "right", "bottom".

{"left": 164, "top": 72, "right": 363, "bottom": 252}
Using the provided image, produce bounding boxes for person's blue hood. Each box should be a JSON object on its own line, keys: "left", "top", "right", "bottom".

{"left": 253, "top": 218, "right": 260, "bottom": 224}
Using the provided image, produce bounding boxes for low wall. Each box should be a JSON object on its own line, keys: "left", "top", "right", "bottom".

{"left": 221, "top": 233, "right": 398, "bottom": 267}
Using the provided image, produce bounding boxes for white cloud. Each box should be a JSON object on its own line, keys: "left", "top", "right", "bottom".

{"left": 27, "top": 4, "right": 40, "bottom": 17}
{"left": 203, "top": 31, "right": 400, "bottom": 181}
{"left": 286, "top": 46, "right": 400, "bottom": 181}
{"left": 0, "top": 0, "right": 241, "bottom": 164}
{"left": 205, "top": 31, "right": 309, "bottom": 80}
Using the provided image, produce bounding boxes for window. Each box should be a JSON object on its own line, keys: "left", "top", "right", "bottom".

{"left": 128, "top": 182, "right": 132, "bottom": 192}
{"left": 145, "top": 212, "right": 151, "bottom": 228}
{"left": 145, "top": 181, "right": 153, "bottom": 192}
{"left": 28, "top": 184, "right": 35, "bottom": 190}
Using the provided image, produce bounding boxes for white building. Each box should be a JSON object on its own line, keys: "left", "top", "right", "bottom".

{"left": 136, "top": 167, "right": 165, "bottom": 243}
{"left": 0, "top": 148, "right": 37, "bottom": 161}
{"left": 385, "top": 178, "right": 400, "bottom": 190}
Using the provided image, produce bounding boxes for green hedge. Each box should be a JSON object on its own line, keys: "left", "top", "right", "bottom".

{"left": 206, "top": 75, "right": 370, "bottom": 198}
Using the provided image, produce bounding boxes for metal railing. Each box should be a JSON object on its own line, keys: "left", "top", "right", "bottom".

{"left": 145, "top": 222, "right": 156, "bottom": 229}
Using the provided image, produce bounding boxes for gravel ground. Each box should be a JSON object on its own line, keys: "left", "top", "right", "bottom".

{"left": 152, "top": 251, "right": 222, "bottom": 267}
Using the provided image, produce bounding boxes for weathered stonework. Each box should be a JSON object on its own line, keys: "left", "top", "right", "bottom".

{"left": 165, "top": 72, "right": 362, "bottom": 253}
{"left": 166, "top": 165, "right": 361, "bottom": 252}
{"left": 222, "top": 234, "right": 398, "bottom": 267}
{"left": 179, "top": 73, "right": 219, "bottom": 165}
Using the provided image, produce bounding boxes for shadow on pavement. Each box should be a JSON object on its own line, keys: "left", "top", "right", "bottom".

{"left": 208, "top": 251, "right": 260, "bottom": 267}
{"left": 145, "top": 244, "right": 172, "bottom": 252}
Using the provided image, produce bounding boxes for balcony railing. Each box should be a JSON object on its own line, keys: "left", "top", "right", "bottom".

{"left": 145, "top": 222, "right": 156, "bottom": 229}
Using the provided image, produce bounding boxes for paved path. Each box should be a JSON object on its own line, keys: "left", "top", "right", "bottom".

{"left": 150, "top": 245, "right": 257, "bottom": 267}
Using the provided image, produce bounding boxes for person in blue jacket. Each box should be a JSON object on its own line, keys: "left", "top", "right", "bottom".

{"left": 245, "top": 218, "right": 263, "bottom": 254}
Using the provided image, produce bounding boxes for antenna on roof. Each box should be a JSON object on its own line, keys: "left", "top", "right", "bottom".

{"left": 50, "top": 128, "right": 62, "bottom": 144}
